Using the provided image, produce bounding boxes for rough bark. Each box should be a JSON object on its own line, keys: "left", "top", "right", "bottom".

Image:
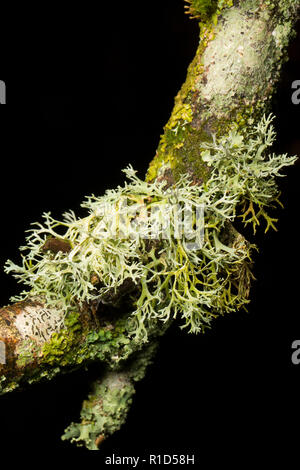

{"left": 0, "top": 0, "right": 299, "bottom": 449}
{"left": 147, "top": 0, "right": 299, "bottom": 183}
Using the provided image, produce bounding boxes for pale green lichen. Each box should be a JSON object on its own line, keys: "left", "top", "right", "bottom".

{"left": 184, "top": 0, "right": 233, "bottom": 21}
{"left": 62, "top": 342, "right": 158, "bottom": 450}
{"left": 62, "top": 373, "right": 135, "bottom": 450}
{"left": 4, "top": 115, "right": 296, "bottom": 342}
{"left": 149, "top": 1, "right": 298, "bottom": 183}
{"left": 16, "top": 338, "right": 41, "bottom": 368}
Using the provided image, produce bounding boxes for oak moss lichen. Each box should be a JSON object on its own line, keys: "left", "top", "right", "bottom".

{"left": 5, "top": 115, "right": 296, "bottom": 343}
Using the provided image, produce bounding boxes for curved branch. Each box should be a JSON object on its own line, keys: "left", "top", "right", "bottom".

{"left": 0, "top": 0, "right": 299, "bottom": 449}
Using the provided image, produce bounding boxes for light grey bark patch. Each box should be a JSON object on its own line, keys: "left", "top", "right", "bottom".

{"left": 200, "top": 8, "right": 276, "bottom": 115}
{"left": 14, "top": 303, "right": 65, "bottom": 344}
{"left": 0, "top": 81, "right": 6, "bottom": 104}
{"left": 0, "top": 341, "right": 5, "bottom": 364}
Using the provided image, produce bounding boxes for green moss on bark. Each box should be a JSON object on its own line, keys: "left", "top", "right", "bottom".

{"left": 147, "top": 0, "right": 298, "bottom": 184}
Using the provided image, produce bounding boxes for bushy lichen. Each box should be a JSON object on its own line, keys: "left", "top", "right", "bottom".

{"left": 4, "top": 115, "right": 296, "bottom": 342}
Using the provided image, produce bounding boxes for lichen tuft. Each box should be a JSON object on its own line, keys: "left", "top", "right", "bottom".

{"left": 5, "top": 115, "right": 296, "bottom": 342}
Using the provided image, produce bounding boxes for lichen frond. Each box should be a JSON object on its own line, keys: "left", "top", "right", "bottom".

{"left": 200, "top": 113, "right": 297, "bottom": 234}
{"left": 5, "top": 114, "right": 296, "bottom": 342}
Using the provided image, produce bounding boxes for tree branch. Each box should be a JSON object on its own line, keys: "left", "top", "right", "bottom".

{"left": 0, "top": 0, "right": 299, "bottom": 449}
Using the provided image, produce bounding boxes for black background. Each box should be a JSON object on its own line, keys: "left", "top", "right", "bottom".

{"left": 0, "top": 0, "right": 299, "bottom": 460}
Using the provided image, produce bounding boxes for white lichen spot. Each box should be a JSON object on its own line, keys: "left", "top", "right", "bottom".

{"left": 14, "top": 304, "right": 65, "bottom": 343}
{"left": 201, "top": 9, "right": 268, "bottom": 103}
{"left": 5, "top": 115, "right": 297, "bottom": 342}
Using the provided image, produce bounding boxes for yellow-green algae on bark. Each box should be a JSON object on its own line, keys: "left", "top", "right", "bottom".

{"left": 147, "top": 0, "right": 299, "bottom": 183}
